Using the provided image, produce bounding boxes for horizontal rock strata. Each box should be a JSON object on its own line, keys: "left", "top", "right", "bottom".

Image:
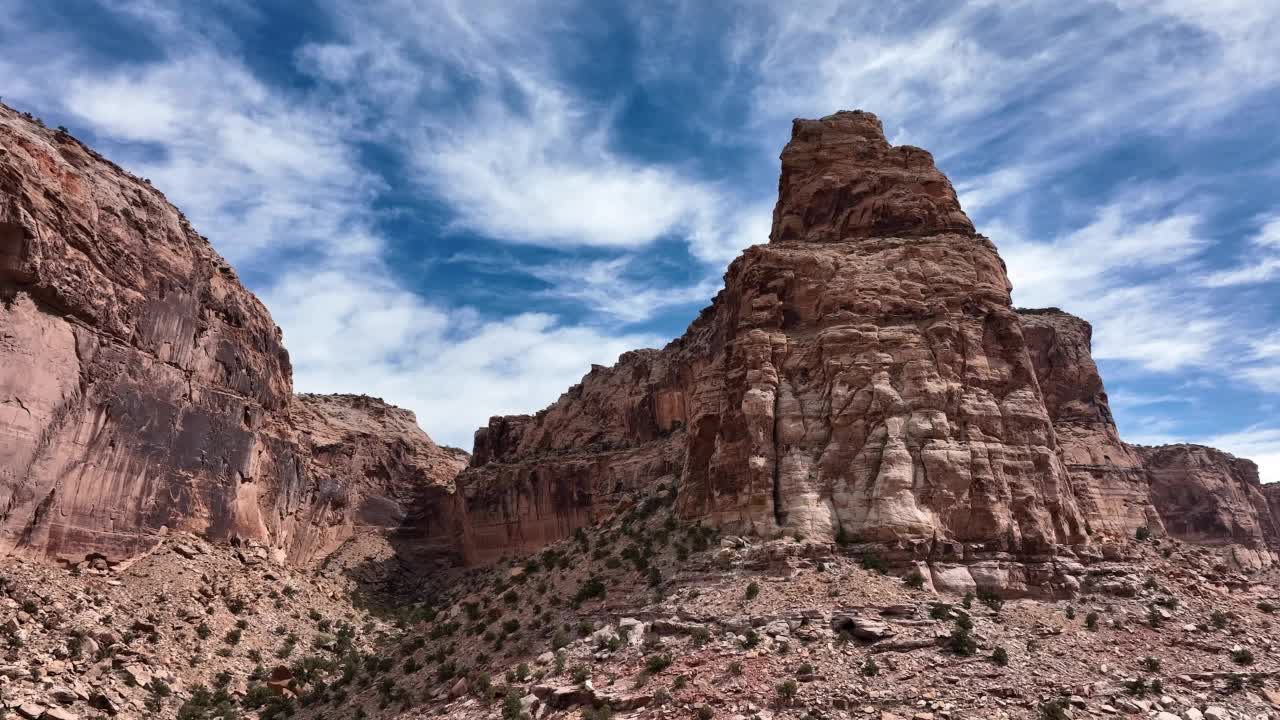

{"left": 0, "top": 105, "right": 464, "bottom": 567}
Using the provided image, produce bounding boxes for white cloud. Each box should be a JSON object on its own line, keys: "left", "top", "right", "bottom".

{"left": 298, "top": 1, "right": 767, "bottom": 263}
{"left": 1199, "top": 215, "right": 1280, "bottom": 287}
{"left": 59, "top": 53, "right": 382, "bottom": 266}
{"left": 264, "top": 262, "right": 661, "bottom": 447}
{"left": 417, "top": 81, "right": 728, "bottom": 252}
{"left": 997, "top": 198, "right": 1224, "bottom": 371}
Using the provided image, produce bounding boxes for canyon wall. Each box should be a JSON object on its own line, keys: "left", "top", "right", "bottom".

{"left": 3, "top": 101, "right": 1276, "bottom": 586}
{"left": 457, "top": 112, "right": 1094, "bottom": 581}
{"left": 0, "top": 105, "right": 462, "bottom": 567}
{"left": 455, "top": 111, "right": 1279, "bottom": 587}
{"left": 1139, "top": 443, "right": 1278, "bottom": 569}
{"left": 1018, "top": 309, "right": 1163, "bottom": 538}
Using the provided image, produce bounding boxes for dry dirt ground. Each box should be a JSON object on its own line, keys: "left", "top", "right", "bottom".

{"left": 2, "top": 491, "right": 1278, "bottom": 720}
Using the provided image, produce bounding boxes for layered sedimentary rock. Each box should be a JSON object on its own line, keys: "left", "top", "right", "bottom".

{"left": 0, "top": 105, "right": 462, "bottom": 566}
{"left": 458, "top": 112, "right": 1092, "bottom": 582}
{"left": 457, "top": 111, "right": 1280, "bottom": 589}
{"left": 287, "top": 394, "right": 468, "bottom": 563}
{"left": 1018, "top": 309, "right": 1163, "bottom": 538}
{"left": 1139, "top": 444, "right": 1278, "bottom": 568}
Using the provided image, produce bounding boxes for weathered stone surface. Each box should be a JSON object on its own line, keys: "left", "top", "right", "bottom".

{"left": 455, "top": 110, "right": 1279, "bottom": 586}
{"left": 458, "top": 111, "right": 1092, "bottom": 580}
{"left": 0, "top": 104, "right": 463, "bottom": 567}
{"left": 1139, "top": 444, "right": 1279, "bottom": 568}
{"left": 770, "top": 110, "right": 975, "bottom": 243}
{"left": 1019, "top": 308, "right": 1163, "bottom": 539}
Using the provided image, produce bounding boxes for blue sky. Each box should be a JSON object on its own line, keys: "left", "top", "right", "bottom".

{"left": 3, "top": 1, "right": 1278, "bottom": 480}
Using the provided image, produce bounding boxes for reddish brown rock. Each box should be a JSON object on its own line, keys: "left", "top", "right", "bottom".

{"left": 771, "top": 111, "right": 975, "bottom": 243}
{"left": 457, "top": 111, "right": 1280, "bottom": 590}
{"left": 287, "top": 394, "right": 468, "bottom": 563}
{"left": 458, "top": 112, "right": 1092, "bottom": 592}
{"left": 0, "top": 104, "right": 462, "bottom": 566}
{"left": 1018, "top": 308, "right": 1163, "bottom": 539}
{"left": 1138, "top": 444, "right": 1279, "bottom": 568}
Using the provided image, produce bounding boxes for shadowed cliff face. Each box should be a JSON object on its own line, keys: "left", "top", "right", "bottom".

{"left": 0, "top": 106, "right": 464, "bottom": 567}
{"left": 1139, "top": 444, "right": 1279, "bottom": 569}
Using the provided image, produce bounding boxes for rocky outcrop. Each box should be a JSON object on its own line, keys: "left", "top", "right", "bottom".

{"left": 1138, "top": 444, "right": 1279, "bottom": 569}
{"left": 1018, "top": 309, "right": 1163, "bottom": 538}
{"left": 456, "top": 111, "right": 1279, "bottom": 591}
{"left": 0, "top": 104, "right": 462, "bottom": 566}
{"left": 457, "top": 112, "right": 1092, "bottom": 590}
{"left": 288, "top": 394, "right": 468, "bottom": 563}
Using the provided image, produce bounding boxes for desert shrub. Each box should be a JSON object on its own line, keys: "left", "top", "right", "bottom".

{"left": 1232, "top": 648, "right": 1255, "bottom": 665}
{"left": 645, "top": 654, "right": 673, "bottom": 674}
{"left": 905, "top": 570, "right": 926, "bottom": 589}
{"left": 1141, "top": 656, "right": 1161, "bottom": 672}
{"left": 775, "top": 679, "right": 798, "bottom": 704}
{"left": 992, "top": 646, "right": 1009, "bottom": 666}
{"left": 978, "top": 589, "right": 1004, "bottom": 612}
{"left": 1135, "top": 526, "right": 1152, "bottom": 541}
{"left": 1040, "top": 699, "right": 1070, "bottom": 720}
{"left": 860, "top": 553, "right": 888, "bottom": 574}
{"left": 861, "top": 657, "right": 879, "bottom": 676}
{"left": 1085, "top": 612, "right": 1099, "bottom": 631}
{"left": 745, "top": 582, "right": 760, "bottom": 601}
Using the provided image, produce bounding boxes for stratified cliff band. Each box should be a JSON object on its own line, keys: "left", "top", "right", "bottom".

{"left": 0, "top": 104, "right": 465, "bottom": 567}
{"left": 455, "top": 112, "right": 1279, "bottom": 593}
{"left": 1, "top": 104, "right": 1276, "bottom": 594}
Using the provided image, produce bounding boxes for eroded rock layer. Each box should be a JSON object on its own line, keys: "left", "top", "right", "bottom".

{"left": 1139, "top": 444, "right": 1278, "bottom": 569}
{"left": 0, "top": 105, "right": 463, "bottom": 566}
{"left": 456, "top": 111, "right": 1279, "bottom": 587}
{"left": 1018, "top": 309, "right": 1163, "bottom": 538}
{"left": 457, "top": 112, "right": 1093, "bottom": 577}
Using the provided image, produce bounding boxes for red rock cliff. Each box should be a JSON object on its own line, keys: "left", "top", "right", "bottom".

{"left": 457, "top": 111, "right": 1280, "bottom": 589}
{"left": 1018, "top": 309, "right": 1163, "bottom": 538}
{"left": 0, "top": 105, "right": 463, "bottom": 566}
{"left": 458, "top": 112, "right": 1093, "bottom": 588}
{"left": 1138, "top": 444, "right": 1278, "bottom": 568}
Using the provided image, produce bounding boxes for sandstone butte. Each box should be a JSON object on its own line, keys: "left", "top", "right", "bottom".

{"left": 1, "top": 102, "right": 1277, "bottom": 595}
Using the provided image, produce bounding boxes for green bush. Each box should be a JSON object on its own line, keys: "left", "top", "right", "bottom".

{"left": 860, "top": 553, "right": 888, "bottom": 575}
{"left": 977, "top": 590, "right": 1004, "bottom": 612}
{"left": 905, "top": 570, "right": 926, "bottom": 589}
{"left": 1232, "top": 648, "right": 1255, "bottom": 665}
{"left": 1135, "top": 526, "right": 1152, "bottom": 541}
{"left": 1085, "top": 612, "right": 1099, "bottom": 630}
{"left": 861, "top": 657, "right": 879, "bottom": 676}
{"left": 745, "top": 581, "right": 760, "bottom": 601}
{"left": 645, "top": 654, "right": 673, "bottom": 674}
{"left": 992, "top": 646, "right": 1009, "bottom": 666}
{"left": 775, "top": 679, "right": 798, "bottom": 704}
{"left": 1040, "top": 699, "right": 1069, "bottom": 720}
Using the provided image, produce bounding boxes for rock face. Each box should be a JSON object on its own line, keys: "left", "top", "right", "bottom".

{"left": 458, "top": 112, "right": 1092, "bottom": 585}
{"left": 456, "top": 111, "right": 1279, "bottom": 588}
{"left": 1139, "top": 444, "right": 1279, "bottom": 568}
{"left": 0, "top": 105, "right": 462, "bottom": 566}
{"left": 1018, "top": 309, "right": 1163, "bottom": 538}
{"left": 288, "top": 394, "right": 468, "bottom": 563}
